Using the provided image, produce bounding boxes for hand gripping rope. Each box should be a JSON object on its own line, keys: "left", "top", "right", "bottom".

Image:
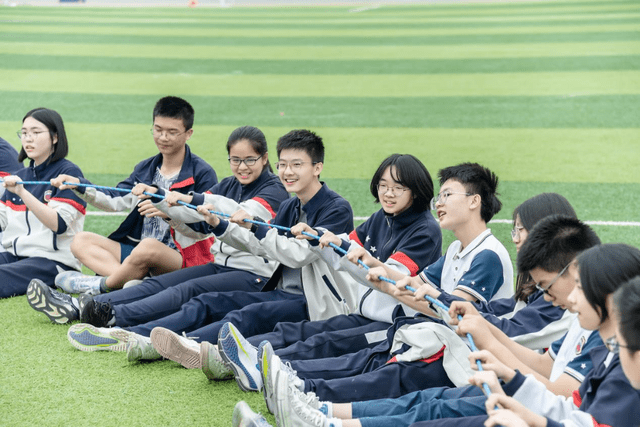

{"left": 2, "top": 179, "right": 498, "bottom": 402}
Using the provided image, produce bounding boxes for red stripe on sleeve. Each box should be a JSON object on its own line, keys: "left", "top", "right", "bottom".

{"left": 572, "top": 389, "right": 583, "bottom": 408}
{"left": 0, "top": 171, "right": 10, "bottom": 177}
{"left": 349, "top": 230, "right": 363, "bottom": 247}
{"left": 390, "top": 251, "right": 420, "bottom": 276}
{"left": 50, "top": 197, "right": 87, "bottom": 215}
{"left": 1, "top": 200, "right": 27, "bottom": 211}
{"left": 170, "top": 177, "right": 195, "bottom": 190}
{"left": 252, "top": 197, "right": 277, "bottom": 220}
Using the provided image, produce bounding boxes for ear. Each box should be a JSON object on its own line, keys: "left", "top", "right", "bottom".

{"left": 52, "top": 134, "right": 58, "bottom": 145}
{"left": 185, "top": 129, "right": 194, "bottom": 141}
{"left": 313, "top": 161, "right": 323, "bottom": 177}
{"left": 262, "top": 152, "right": 269, "bottom": 167}
{"left": 469, "top": 193, "right": 481, "bottom": 210}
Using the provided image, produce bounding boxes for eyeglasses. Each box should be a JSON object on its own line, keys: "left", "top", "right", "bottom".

{"left": 604, "top": 336, "right": 634, "bottom": 354}
{"left": 377, "top": 183, "right": 407, "bottom": 197}
{"left": 17, "top": 130, "right": 48, "bottom": 140}
{"left": 535, "top": 262, "right": 571, "bottom": 295}
{"left": 430, "top": 191, "right": 473, "bottom": 210}
{"left": 511, "top": 225, "right": 525, "bottom": 240}
{"left": 229, "top": 154, "right": 263, "bottom": 167}
{"left": 275, "top": 161, "right": 318, "bottom": 171}
{"left": 151, "top": 128, "right": 188, "bottom": 140}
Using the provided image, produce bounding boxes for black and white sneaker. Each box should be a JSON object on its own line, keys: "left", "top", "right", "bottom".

{"left": 26, "top": 279, "right": 79, "bottom": 324}
{"left": 79, "top": 298, "right": 115, "bottom": 327}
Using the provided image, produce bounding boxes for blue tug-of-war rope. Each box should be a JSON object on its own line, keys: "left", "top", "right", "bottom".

{"left": 4, "top": 179, "right": 496, "bottom": 399}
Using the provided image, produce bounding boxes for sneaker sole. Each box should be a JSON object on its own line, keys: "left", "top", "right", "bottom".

{"left": 67, "top": 324, "right": 130, "bottom": 352}
{"left": 150, "top": 327, "right": 201, "bottom": 369}
{"left": 26, "top": 281, "right": 78, "bottom": 324}
{"left": 201, "top": 342, "right": 233, "bottom": 381}
{"left": 218, "top": 323, "right": 260, "bottom": 392}
{"left": 258, "top": 343, "right": 275, "bottom": 414}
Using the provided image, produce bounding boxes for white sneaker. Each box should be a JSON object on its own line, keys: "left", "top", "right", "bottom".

{"left": 67, "top": 323, "right": 132, "bottom": 352}
{"left": 232, "top": 400, "right": 273, "bottom": 427}
{"left": 127, "top": 333, "right": 161, "bottom": 362}
{"left": 218, "top": 322, "right": 261, "bottom": 392}
{"left": 150, "top": 327, "right": 201, "bottom": 369}
{"left": 201, "top": 341, "right": 233, "bottom": 380}
{"left": 275, "top": 370, "right": 339, "bottom": 427}
{"left": 55, "top": 271, "right": 103, "bottom": 295}
{"left": 123, "top": 279, "right": 144, "bottom": 289}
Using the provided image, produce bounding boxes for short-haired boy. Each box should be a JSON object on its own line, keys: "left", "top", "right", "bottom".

{"left": 45, "top": 96, "right": 217, "bottom": 295}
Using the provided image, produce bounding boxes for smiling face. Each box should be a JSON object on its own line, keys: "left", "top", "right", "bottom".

{"left": 21, "top": 116, "right": 56, "bottom": 166}
{"left": 228, "top": 139, "right": 268, "bottom": 185}
{"left": 530, "top": 262, "right": 577, "bottom": 310}
{"left": 433, "top": 179, "right": 475, "bottom": 231}
{"left": 152, "top": 116, "right": 192, "bottom": 158}
{"left": 277, "top": 148, "right": 322, "bottom": 204}
{"left": 566, "top": 266, "right": 603, "bottom": 331}
{"left": 377, "top": 166, "right": 413, "bottom": 216}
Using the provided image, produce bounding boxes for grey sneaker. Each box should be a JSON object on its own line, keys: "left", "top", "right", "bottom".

{"left": 127, "top": 333, "right": 161, "bottom": 363}
{"left": 275, "top": 370, "right": 337, "bottom": 427}
{"left": 67, "top": 323, "right": 132, "bottom": 352}
{"left": 55, "top": 271, "right": 103, "bottom": 295}
{"left": 201, "top": 341, "right": 233, "bottom": 380}
{"left": 26, "top": 279, "right": 79, "bottom": 324}
{"left": 150, "top": 327, "right": 201, "bottom": 369}
{"left": 232, "top": 401, "right": 273, "bottom": 427}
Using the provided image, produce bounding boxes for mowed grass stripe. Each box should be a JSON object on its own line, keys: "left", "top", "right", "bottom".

{"left": 1, "top": 91, "right": 638, "bottom": 129}
{"left": 2, "top": 41, "right": 638, "bottom": 60}
{"left": 1, "top": 121, "right": 638, "bottom": 185}
{"left": 3, "top": 23, "right": 640, "bottom": 38}
{"left": 2, "top": 54, "right": 638, "bottom": 75}
{"left": 4, "top": 15, "right": 640, "bottom": 30}
{"left": 3, "top": 30, "right": 639, "bottom": 46}
{"left": 2, "top": 1, "right": 638, "bottom": 19}
{"left": 2, "top": 69, "right": 639, "bottom": 98}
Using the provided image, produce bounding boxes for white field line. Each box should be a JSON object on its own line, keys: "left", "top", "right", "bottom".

{"left": 85, "top": 211, "right": 640, "bottom": 227}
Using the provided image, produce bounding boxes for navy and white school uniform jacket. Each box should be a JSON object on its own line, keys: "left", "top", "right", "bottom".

{"left": 152, "top": 169, "right": 290, "bottom": 279}
{"left": 0, "top": 138, "right": 22, "bottom": 177}
{"left": 438, "top": 289, "right": 574, "bottom": 350}
{"left": 0, "top": 158, "right": 86, "bottom": 270}
{"left": 210, "top": 182, "right": 357, "bottom": 320}
{"left": 420, "top": 229, "right": 514, "bottom": 302}
{"left": 73, "top": 145, "right": 217, "bottom": 267}
{"left": 548, "top": 320, "right": 602, "bottom": 383}
{"left": 504, "top": 346, "right": 640, "bottom": 427}
{"left": 310, "top": 204, "right": 443, "bottom": 323}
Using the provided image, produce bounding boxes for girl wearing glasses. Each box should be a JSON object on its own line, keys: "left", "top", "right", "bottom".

{"left": 0, "top": 108, "right": 86, "bottom": 298}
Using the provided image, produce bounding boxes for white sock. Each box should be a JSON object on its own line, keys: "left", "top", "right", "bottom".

{"left": 326, "top": 418, "right": 342, "bottom": 427}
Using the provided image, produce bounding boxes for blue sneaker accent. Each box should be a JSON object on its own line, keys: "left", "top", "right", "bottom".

{"left": 218, "top": 322, "right": 261, "bottom": 392}
{"left": 67, "top": 323, "right": 131, "bottom": 352}
{"left": 319, "top": 404, "right": 328, "bottom": 415}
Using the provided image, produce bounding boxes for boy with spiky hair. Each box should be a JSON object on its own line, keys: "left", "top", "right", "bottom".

{"left": 39, "top": 96, "right": 217, "bottom": 297}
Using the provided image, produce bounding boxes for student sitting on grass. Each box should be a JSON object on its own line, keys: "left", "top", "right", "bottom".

{"left": 198, "top": 153, "right": 443, "bottom": 385}
{"left": 27, "top": 126, "right": 288, "bottom": 334}
{"left": 48, "top": 96, "right": 217, "bottom": 295}
{"left": 65, "top": 129, "right": 356, "bottom": 371}
{"left": 223, "top": 163, "right": 517, "bottom": 405}
{"left": 263, "top": 215, "right": 601, "bottom": 427}
{"left": 0, "top": 136, "right": 23, "bottom": 254}
{"left": 415, "top": 243, "right": 640, "bottom": 427}
{"left": 0, "top": 108, "right": 86, "bottom": 299}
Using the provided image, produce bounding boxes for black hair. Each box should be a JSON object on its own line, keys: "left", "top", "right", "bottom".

{"left": 437, "top": 162, "right": 501, "bottom": 223}
{"left": 513, "top": 193, "right": 578, "bottom": 301}
{"left": 276, "top": 129, "right": 324, "bottom": 164}
{"left": 227, "top": 126, "right": 273, "bottom": 173}
{"left": 513, "top": 193, "right": 577, "bottom": 231}
{"left": 152, "top": 96, "right": 195, "bottom": 130}
{"left": 578, "top": 244, "right": 640, "bottom": 324}
{"left": 369, "top": 154, "right": 433, "bottom": 213}
{"left": 517, "top": 215, "right": 600, "bottom": 276}
{"left": 614, "top": 276, "right": 640, "bottom": 352}
{"left": 19, "top": 108, "right": 69, "bottom": 163}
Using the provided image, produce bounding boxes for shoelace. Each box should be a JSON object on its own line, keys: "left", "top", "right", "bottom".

{"left": 292, "top": 386, "right": 320, "bottom": 408}
{"left": 291, "top": 385, "right": 326, "bottom": 427}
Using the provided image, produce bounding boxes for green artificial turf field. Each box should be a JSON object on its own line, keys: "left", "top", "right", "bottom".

{"left": 1, "top": 0, "right": 639, "bottom": 425}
